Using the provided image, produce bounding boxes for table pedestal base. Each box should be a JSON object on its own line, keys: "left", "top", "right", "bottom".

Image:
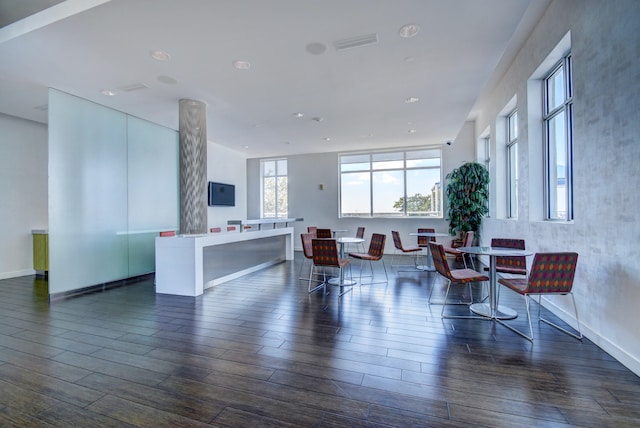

{"left": 469, "top": 303, "right": 518, "bottom": 320}
{"left": 415, "top": 265, "right": 435, "bottom": 272}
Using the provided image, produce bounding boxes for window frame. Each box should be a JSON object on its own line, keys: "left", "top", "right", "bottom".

{"left": 543, "top": 53, "right": 573, "bottom": 221}
{"left": 260, "top": 158, "right": 288, "bottom": 218}
{"left": 339, "top": 148, "right": 442, "bottom": 218}
{"left": 507, "top": 109, "right": 518, "bottom": 218}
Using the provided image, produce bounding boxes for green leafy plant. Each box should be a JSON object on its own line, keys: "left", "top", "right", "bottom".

{"left": 446, "top": 162, "right": 490, "bottom": 236}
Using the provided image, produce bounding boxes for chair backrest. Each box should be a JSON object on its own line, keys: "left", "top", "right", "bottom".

{"left": 491, "top": 238, "right": 526, "bottom": 272}
{"left": 159, "top": 231, "right": 176, "bottom": 237}
{"left": 312, "top": 238, "right": 340, "bottom": 267}
{"left": 429, "top": 242, "right": 453, "bottom": 280}
{"left": 227, "top": 226, "right": 237, "bottom": 232}
{"left": 316, "top": 228, "right": 332, "bottom": 239}
{"left": 210, "top": 227, "right": 222, "bottom": 233}
{"left": 525, "top": 252, "right": 578, "bottom": 294}
{"left": 356, "top": 226, "right": 365, "bottom": 239}
{"left": 391, "top": 231, "right": 403, "bottom": 250}
{"left": 463, "top": 231, "right": 475, "bottom": 247}
{"left": 307, "top": 226, "right": 317, "bottom": 236}
{"left": 417, "top": 228, "right": 435, "bottom": 246}
{"left": 300, "top": 233, "right": 314, "bottom": 259}
{"left": 367, "top": 233, "right": 386, "bottom": 259}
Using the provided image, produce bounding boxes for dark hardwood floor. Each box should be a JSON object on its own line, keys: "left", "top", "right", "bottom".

{"left": 1, "top": 254, "right": 639, "bottom": 427}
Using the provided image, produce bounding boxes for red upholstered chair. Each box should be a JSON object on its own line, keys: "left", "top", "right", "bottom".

{"left": 299, "top": 233, "right": 323, "bottom": 292}
{"left": 227, "top": 226, "right": 237, "bottom": 232}
{"left": 486, "top": 238, "right": 527, "bottom": 276}
{"left": 159, "top": 231, "right": 176, "bottom": 237}
{"left": 443, "top": 231, "right": 475, "bottom": 269}
{"left": 311, "top": 238, "right": 352, "bottom": 296}
{"left": 416, "top": 228, "right": 436, "bottom": 248}
{"left": 210, "top": 227, "right": 222, "bottom": 233}
{"left": 316, "top": 228, "right": 332, "bottom": 239}
{"left": 348, "top": 233, "right": 387, "bottom": 285}
{"left": 498, "top": 252, "right": 582, "bottom": 341}
{"left": 391, "top": 230, "right": 423, "bottom": 268}
{"left": 307, "top": 226, "right": 318, "bottom": 237}
{"left": 429, "top": 242, "right": 489, "bottom": 319}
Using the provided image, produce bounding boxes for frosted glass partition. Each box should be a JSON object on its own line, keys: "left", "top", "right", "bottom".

{"left": 48, "top": 90, "right": 128, "bottom": 293}
{"left": 127, "top": 116, "right": 179, "bottom": 275}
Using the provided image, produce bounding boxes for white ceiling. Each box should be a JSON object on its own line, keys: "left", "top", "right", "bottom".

{"left": 0, "top": 0, "right": 548, "bottom": 158}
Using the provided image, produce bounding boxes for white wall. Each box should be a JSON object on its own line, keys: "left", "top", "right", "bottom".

{"left": 207, "top": 141, "right": 247, "bottom": 230}
{"left": 469, "top": 0, "right": 640, "bottom": 374}
{"left": 0, "top": 113, "right": 47, "bottom": 279}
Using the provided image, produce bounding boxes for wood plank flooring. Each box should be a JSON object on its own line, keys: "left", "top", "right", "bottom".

{"left": 1, "top": 255, "right": 639, "bottom": 427}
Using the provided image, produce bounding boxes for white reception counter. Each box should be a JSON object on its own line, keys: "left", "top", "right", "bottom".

{"left": 155, "top": 227, "right": 294, "bottom": 296}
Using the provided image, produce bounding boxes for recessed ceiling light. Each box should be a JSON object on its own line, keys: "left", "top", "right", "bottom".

{"left": 312, "top": 117, "right": 323, "bottom": 122}
{"left": 405, "top": 96, "right": 419, "bottom": 103}
{"left": 150, "top": 50, "right": 170, "bottom": 61}
{"left": 292, "top": 112, "right": 304, "bottom": 118}
{"left": 306, "top": 42, "right": 327, "bottom": 55}
{"left": 244, "top": 145, "right": 249, "bottom": 149}
{"left": 399, "top": 24, "right": 420, "bottom": 38}
{"left": 233, "top": 60, "right": 251, "bottom": 70}
{"left": 408, "top": 129, "right": 416, "bottom": 134}
{"left": 323, "top": 137, "right": 331, "bottom": 141}
{"left": 100, "top": 89, "right": 116, "bottom": 96}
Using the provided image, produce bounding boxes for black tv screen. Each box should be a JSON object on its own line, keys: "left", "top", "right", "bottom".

{"left": 208, "top": 182, "right": 235, "bottom": 206}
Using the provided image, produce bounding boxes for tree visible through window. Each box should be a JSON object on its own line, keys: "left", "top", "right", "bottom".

{"left": 340, "top": 149, "right": 442, "bottom": 218}
{"left": 261, "top": 159, "right": 287, "bottom": 218}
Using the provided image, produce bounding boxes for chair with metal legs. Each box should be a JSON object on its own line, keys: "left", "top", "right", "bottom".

{"left": 497, "top": 252, "right": 582, "bottom": 341}
{"left": 299, "top": 233, "right": 324, "bottom": 293}
{"left": 311, "top": 238, "right": 352, "bottom": 297}
{"left": 316, "top": 228, "right": 332, "bottom": 239}
{"left": 429, "top": 242, "right": 489, "bottom": 319}
{"left": 391, "top": 231, "right": 423, "bottom": 268}
{"left": 348, "top": 233, "right": 387, "bottom": 285}
{"left": 443, "top": 230, "right": 475, "bottom": 269}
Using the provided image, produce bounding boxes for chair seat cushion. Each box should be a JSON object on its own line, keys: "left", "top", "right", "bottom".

{"left": 338, "top": 258, "right": 351, "bottom": 268}
{"left": 401, "top": 246, "right": 421, "bottom": 253}
{"left": 498, "top": 277, "right": 528, "bottom": 294}
{"left": 348, "top": 252, "right": 379, "bottom": 261}
{"left": 443, "top": 246, "right": 461, "bottom": 254}
{"left": 450, "top": 268, "right": 488, "bottom": 283}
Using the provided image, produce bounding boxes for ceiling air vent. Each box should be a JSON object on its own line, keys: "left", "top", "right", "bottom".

{"left": 119, "top": 82, "right": 149, "bottom": 92}
{"left": 333, "top": 33, "right": 378, "bottom": 51}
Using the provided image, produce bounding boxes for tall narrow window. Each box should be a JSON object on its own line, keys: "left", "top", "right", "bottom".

{"left": 340, "top": 149, "right": 441, "bottom": 218}
{"left": 261, "top": 159, "right": 288, "bottom": 218}
{"left": 507, "top": 110, "right": 518, "bottom": 218}
{"left": 543, "top": 53, "right": 573, "bottom": 220}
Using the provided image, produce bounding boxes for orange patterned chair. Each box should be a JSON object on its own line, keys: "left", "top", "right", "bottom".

{"left": 443, "top": 230, "right": 475, "bottom": 269}
{"left": 316, "top": 228, "right": 332, "bottom": 239}
{"left": 159, "top": 231, "right": 176, "bottom": 237}
{"left": 429, "top": 242, "right": 489, "bottom": 319}
{"left": 416, "top": 228, "right": 436, "bottom": 248}
{"left": 348, "top": 233, "right": 387, "bottom": 285}
{"left": 487, "top": 238, "right": 527, "bottom": 276}
{"left": 498, "top": 252, "right": 581, "bottom": 341}
{"left": 299, "top": 233, "right": 323, "bottom": 292}
{"left": 311, "top": 238, "right": 351, "bottom": 296}
{"left": 391, "top": 230, "right": 423, "bottom": 268}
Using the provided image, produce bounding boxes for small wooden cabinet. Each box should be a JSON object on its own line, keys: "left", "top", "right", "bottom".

{"left": 32, "top": 230, "right": 48, "bottom": 274}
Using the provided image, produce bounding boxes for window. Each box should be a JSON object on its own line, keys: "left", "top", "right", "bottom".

{"left": 261, "top": 159, "right": 288, "bottom": 218}
{"left": 543, "top": 53, "right": 573, "bottom": 220}
{"left": 507, "top": 110, "right": 518, "bottom": 218}
{"left": 340, "top": 148, "right": 442, "bottom": 218}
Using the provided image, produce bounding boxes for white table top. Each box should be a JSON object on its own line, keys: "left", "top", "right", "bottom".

{"left": 336, "top": 237, "right": 365, "bottom": 244}
{"left": 409, "top": 232, "right": 449, "bottom": 237}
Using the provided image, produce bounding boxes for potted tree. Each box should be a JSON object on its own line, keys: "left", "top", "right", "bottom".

{"left": 446, "top": 162, "right": 490, "bottom": 242}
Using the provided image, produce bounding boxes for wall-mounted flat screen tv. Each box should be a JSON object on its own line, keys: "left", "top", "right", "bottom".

{"left": 208, "top": 182, "right": 235, "bottom": 206}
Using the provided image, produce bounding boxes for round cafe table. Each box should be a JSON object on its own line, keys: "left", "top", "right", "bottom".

{"left": 409, "top": 232, "right": 450, "bottom": 271}
{"left": 328, "top": 236, "right": 364, "bottom": 287}
{"left": 456, "top": 246, "right": 533, "bottom": 320}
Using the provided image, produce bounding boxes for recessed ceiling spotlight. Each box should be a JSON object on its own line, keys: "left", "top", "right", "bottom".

{"left": 233, "top": 60, "right": 251, "bottom": 70}
{"left": 292, "top": 112, "right": 304, "bottom": 118}
{"left": 306, "top": 42, "right": 327, "bottom": 55}
{"left": 100, "top": 89, "right": 116, "bottom": 96}
{"left": 399, "top": 24, "right": 420, "bottom": 38}
{"left": 408, "top": 129, "right": 416, "bottom": 134}
{"left": 244, "top": 145, "right": 249, "bottom": 149}
{"left": 405, "top": 96, "right": 419, "bottom": 103}
{"left": 150, "top": 50, "right": 170, "bottom": 61}
{"left": 312, "top": 117, "right": 323, "bottom": 122}
{"left": 323, "top": 137, "right": 331, "bottom": 141}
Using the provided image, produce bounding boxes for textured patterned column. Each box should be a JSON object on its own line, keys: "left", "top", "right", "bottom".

{"left": 179, "top": 99, "right": 207, "bottom": 235}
